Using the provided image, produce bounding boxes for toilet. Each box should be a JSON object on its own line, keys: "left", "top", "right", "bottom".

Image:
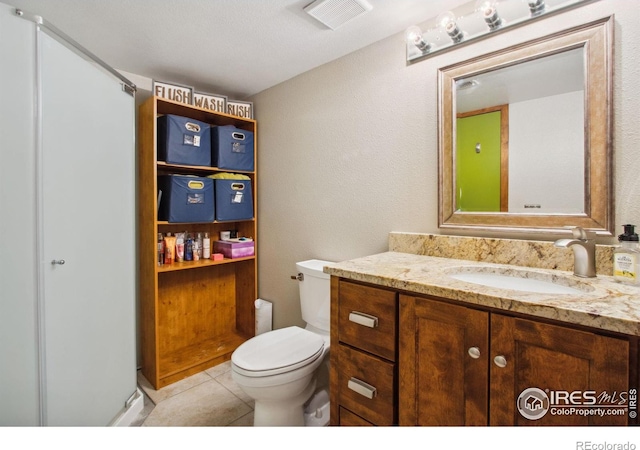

{"left": 231, "top": 259, "right": 333, "bottom": 426}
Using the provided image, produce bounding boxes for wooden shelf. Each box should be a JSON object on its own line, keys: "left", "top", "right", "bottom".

{"left": 157, "top": 256, "right": 255, "bottom": 273}
{"left": 154, "top": 97, "right": 256, "bottom": 132}
{"left": 139, "top": 96, "right": 258, "bottom": 390}
{"left": 157, "top": 161, "right": 254, "bottom": 175}
{"left": 157, "top": 219, "right": 256, "bottom": 225}
{"left": 157, "top": 331, "right": 251, "bottom": 389}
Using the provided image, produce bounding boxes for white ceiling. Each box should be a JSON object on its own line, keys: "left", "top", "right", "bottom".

{"left": 7, "top": 0, "right": 470, "bottom": 99}
{"left": 456, "top": 47, "right": 585, "bottom": 113}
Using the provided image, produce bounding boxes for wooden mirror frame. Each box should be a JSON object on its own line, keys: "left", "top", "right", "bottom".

{"left": 438, "top": 16, "right": 613, "bottom": 236}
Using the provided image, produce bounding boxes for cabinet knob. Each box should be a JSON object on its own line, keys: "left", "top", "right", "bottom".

{"left": 468, "top": 347, "right": 481, "bottom": 359}
{"left": 51, "top": 259, "right": 66, "bottom": 265}
{"left": 493, "top": 355, "right": 507, "bottom": 368}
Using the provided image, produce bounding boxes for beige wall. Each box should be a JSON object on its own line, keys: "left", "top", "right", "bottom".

{"left": 250, "top": 0, "right": 640, "bottom": 329}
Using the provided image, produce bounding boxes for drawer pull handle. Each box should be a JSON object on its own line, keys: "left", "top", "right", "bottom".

{"left": 349, "top": 311, "right": 379, "bottom": 328}
{"left": 348, "top": 377, "right": 377, "bottom": 399}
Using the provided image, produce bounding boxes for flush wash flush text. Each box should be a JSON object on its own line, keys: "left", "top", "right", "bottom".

{"left": 227, "top": 101, "right": 252, "bottom": 119}
{"left": 154, "top": 82, "right": 191, "bottom": 104}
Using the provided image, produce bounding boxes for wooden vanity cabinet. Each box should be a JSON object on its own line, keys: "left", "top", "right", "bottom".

{"left": 331, "top": 278, "right": 635, "bottom": 426}
{"left": 400, "top": 294, "right": 632, "bottom": 426}
{"left": 330, "top": 278, "right": 398, "bottom": 425}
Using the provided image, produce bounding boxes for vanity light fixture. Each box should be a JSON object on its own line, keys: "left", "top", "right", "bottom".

{"left": 475, "top": 0, "right": 503, "bottom": 30}
{"left": 437, "top": 11, "right": 464, "bottom": 43}
{"left": 405, "top": 0, "right": 598, "bottom": 63}
{"left": 404, "top": 25, "right": 432, "bottom": 53}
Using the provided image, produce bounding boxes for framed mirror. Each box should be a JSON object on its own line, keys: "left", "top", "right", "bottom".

{"left": 438, "top": 16, "right": 613, "bottom": 236}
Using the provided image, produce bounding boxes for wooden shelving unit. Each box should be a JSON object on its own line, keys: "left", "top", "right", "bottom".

{"left": 138, "top": 96, "right": 257, "bottom": 389}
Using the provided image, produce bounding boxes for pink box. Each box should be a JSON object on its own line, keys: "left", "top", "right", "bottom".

{"left": 213, "top": 240, "right": 254, "bottom": 259}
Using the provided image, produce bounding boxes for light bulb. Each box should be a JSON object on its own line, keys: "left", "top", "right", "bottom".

{"left": 475, "top": 0, "right": 502, "bottom": 30}
{"left": 404, "top": 26, "right": 422, "bottom": 44}
{"left": 437, "top": 11, "right": 456, "bottom": 31}
{"left": 475, "top": 0, "right": 496, "bottom": 15}
{"left": 437, "top": 11, "right": 463, "bottom": 43}
{"left": 404, "top": 25, "right": 431, "bottom": 52}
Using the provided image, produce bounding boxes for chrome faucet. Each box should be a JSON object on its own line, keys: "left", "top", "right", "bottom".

{"left": 554, "top": 227, "right": 597, "bottom": 278}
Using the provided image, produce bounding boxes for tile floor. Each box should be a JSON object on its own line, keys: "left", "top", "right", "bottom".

{"left": 132, "top": 360, "right": 254, "bottom": 426}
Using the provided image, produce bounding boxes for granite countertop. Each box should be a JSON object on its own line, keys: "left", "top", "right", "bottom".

{"left": 324, "top": 251, "right": 640, "bottom": 337}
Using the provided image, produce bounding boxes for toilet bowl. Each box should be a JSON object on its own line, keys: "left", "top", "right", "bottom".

{"left": 231, "top": 259, "right": 333, "bottom": 426}
{"left": 232, "top": 326, "right": 328, "bottom": 426}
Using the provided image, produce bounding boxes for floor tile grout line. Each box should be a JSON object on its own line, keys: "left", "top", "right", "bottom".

{"left": 211, "top": 375, "right": 254, "bottom": 409}
{"left": 135, "top": 365, "right": 255, "bottom": 426}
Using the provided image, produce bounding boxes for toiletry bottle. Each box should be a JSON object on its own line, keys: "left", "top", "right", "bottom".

{"left": 185, "top": 233, "right": 193, "bottom": 261}
{"left": 193, "top": 234, "right": 200, "bottom": 261}
{"left": 203, "top": 232, "right": 211, "bottom": 259}
{"left": 176, "top": 232, "right": 185, "bottom": 262}
{"left": 196, "top": 232, "right": 203, "bottom": 260}
{"left": 613, "top": 224, "right": 640, "bottom": 285}
{"left": 157, "top": 233, "right": 164, "bottom": 266}
{"left": 164, "top": 232, "right": 175, "bottom": 265}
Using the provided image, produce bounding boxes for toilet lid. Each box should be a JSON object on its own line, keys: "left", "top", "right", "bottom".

{"left": 232, "top": 326, "right": 325, "bottom": 376}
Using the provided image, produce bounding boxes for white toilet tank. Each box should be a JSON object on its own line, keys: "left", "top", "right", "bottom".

{"left": 296, "top": 259, "right": 333, "bottom": 333}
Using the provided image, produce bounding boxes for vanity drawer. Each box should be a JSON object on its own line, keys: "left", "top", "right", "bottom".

{"left": 339, "top": 407, "right": 374, "bottom": 426}
{"left": 336, "top": 344, "right": 396, "bottom": 425}
{"left": 338, "top": 281, "right": 397, "bottom": 361}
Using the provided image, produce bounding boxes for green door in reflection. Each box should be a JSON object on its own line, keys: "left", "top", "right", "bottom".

{"left": 456, "top": 111, "right": 502, "bottom": 212}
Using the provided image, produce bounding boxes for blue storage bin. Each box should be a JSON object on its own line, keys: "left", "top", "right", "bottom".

{"left": 158, "top": 175, "right": 214, "bottom": 223}
{"left": 214, "top": 179, "right": 254, "bottom": 221}
{"left": 157, "top": 115, "right": 212, "bottom": 167}
{"left": 212, "top": 125, "right": 254, "bottom": 171}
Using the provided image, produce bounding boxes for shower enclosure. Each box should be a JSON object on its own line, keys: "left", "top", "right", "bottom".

{"left": 0, "top": 2, "right": 140, "bottom": 425}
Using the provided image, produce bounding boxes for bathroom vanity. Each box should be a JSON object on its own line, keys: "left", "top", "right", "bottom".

{"left": 326, "top": 249, "right": 640, "bottom": 426}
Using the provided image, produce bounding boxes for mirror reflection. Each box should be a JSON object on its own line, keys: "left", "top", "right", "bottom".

{"left": 438, "top": 16, "right": 613, "bottom": 235}
{"left": 455, "top": 48, "right": 585, "bottom": 214}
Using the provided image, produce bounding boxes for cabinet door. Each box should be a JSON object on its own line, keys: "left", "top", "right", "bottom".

{"left": 490, "top": 314, "right": 629, "bottom": 426}
{"left": 399, "top": 295, "right": 489, "bottom": 425}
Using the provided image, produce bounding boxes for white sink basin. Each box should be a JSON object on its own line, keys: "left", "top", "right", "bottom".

{"left": 448, "top": 269, "right": 592, "bottom": 295}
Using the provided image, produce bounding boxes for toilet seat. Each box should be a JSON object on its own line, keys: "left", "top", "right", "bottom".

{"left": 232, "top": 326, "right": 325, "bottom": 378}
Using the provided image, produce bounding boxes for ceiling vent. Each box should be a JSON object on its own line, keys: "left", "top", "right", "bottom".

{"left": 304, "top": 0, "right": 373, "bottom": 30}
